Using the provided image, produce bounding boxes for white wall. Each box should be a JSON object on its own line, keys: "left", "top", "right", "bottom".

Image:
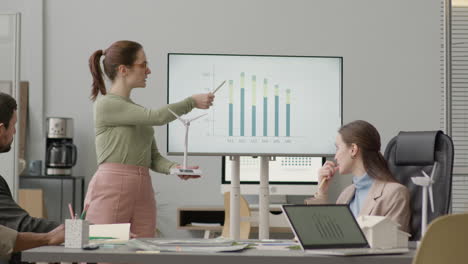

{"left": 0, "top": 1, "right": 44, "bottom": 196}
{"left": 38, "top": 0, "right": 444, "bottom": 238}
{"left": 1, "top": 0, "right": 44, "bottom": 161}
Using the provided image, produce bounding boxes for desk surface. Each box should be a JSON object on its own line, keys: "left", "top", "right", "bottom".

{"left": 22, "top": 244, "right": 415, "bottom": 264}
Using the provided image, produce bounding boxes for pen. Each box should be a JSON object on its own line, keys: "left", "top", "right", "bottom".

{"left": 89, "top": 236, "right": 118, "bottom": 240}
{"left": 136, "top": 250, "right": 160, "bottom": 254}
{"left": 260, "top": 243, "right": 297, "bottom": 246}
{"left": 317, "top": 177, "right": 327, "bottom": 190}
{"left": 80, "top": 203, "right": 90, "bottom": 219}
{"left": 68, "top": 203, "right": 75, "bottom": 219}
{"left": 212, "top": 80, "right": 226, "bottom": 94}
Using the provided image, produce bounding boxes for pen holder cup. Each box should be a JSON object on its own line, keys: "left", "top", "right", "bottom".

{"left": 65, "top": 219, "right": 89, "bottom": 248}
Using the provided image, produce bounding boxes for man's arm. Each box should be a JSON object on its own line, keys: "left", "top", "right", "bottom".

{"left": 0, "top": 176, "right": 58, "bottom": 233}
{"left": 13, "top": 224, "right": 64, "bottom": 252}
{"left": 0, "top": 225, "right": 17, "bottom": 257}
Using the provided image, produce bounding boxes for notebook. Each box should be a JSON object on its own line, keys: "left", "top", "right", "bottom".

{"left": 281, "top": 204, "right": 409, "bottom": 256}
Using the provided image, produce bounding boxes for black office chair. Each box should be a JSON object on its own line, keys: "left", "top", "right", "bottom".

{"left": 384, "top": 131, "right": 454, "bottom": 241}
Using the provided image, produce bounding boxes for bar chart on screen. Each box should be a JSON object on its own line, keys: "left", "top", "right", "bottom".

{"left": 167, "top": 54, "right": 342, "bottom": 156}
{"left": 203, "top": 72, "right": 298, "bottom": 139}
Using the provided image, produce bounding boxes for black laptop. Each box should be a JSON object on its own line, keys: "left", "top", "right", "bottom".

{"left": 281, "top": 204, "right": 409, "bottom": 255}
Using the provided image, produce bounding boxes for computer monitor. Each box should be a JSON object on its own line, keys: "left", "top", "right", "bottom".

{"left": 221, "top": 156, "right": 325, "bottom": 195}
{"left": 167, "top": 53, "right": 342, "bottom": 156}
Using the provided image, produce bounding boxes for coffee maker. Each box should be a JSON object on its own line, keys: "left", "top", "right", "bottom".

{"left": 45, "top": 117, "right": 77, "bottom": 176}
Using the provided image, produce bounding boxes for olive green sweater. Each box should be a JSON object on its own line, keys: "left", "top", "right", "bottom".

{"left": 94, "top": 94, "right": 195, "bottom": 174}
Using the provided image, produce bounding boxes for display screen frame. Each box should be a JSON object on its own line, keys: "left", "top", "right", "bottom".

{"left": 167, "top": 53, "right": 343, "bottom": 156}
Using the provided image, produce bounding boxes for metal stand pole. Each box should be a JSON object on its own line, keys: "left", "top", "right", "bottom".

{"left": 230, "top": 156, "right": 240, "bottom": 240}
{"left": 259, "top": 156, "right": 270, "bottom": 239}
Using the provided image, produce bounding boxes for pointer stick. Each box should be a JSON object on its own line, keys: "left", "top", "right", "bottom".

{"left": 212, "top": 80, "right": 226, "bottom": 94}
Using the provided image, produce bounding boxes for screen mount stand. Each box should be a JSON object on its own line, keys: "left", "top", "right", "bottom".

{"left": 229, "top": 156, "right": 241, "bottom": 240}
{"left": 259, "top": 156, "right": 270, "bottom": 240}
{"left": 229, "top": 155, "right": 271, "bottom": 240}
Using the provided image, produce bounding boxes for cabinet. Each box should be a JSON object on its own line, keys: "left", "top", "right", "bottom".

{"left": 19, "top": 176, "right": 85, "bottom": 223}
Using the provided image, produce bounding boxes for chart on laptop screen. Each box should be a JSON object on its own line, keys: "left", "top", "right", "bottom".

{"left": 284, "top": 205, "right": 367, "bottom": 247}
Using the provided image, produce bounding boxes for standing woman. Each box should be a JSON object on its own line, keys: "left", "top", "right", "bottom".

{"left": 305, "top": 120, "right": 411, "bottom": 232}
{"left": 84, "top": 40, "right": 214, "bottom": 237}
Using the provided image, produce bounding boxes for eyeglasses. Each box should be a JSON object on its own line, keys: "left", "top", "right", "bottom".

{"left": 132, "top": 61, "right": 149, "bottom": 69}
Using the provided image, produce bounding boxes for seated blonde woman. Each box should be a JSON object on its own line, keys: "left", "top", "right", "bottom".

{"left": 305, "top": 120, "right": 410, "bottom": 232}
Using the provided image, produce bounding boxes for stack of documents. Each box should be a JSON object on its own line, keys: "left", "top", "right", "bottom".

{"left": 89, "top": 223, "right": 130, "bottom": 244}
{"left": 127, "top": 238, "right": 248, "bottom": 252}
{"left": 245, "top": 240, "right": 299, "bottom": 251}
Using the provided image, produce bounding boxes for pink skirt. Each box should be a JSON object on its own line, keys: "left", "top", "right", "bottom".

{"left": 84, "top": 163, "right": 156, "bottom": 237}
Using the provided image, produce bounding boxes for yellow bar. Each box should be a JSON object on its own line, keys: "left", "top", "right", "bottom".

{"left": 229, "top": 80, "right": 234, "bottom": 103}
{"left": 240, "top": 72, "right": 245, "bottom": 88}
{"left": 275, "top": 84, "right": 279, "bottom": 96}
{"left": 286, "top": 89, "right": 291, "bottom": 104}
{"left": 263, "top": 79, "right": 268, "bottom": 97}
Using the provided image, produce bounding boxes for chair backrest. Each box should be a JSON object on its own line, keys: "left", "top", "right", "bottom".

{"left": 413, "top": 213, "right": 468, "bottom": 264}
{"left": 221, "top": 192, "right": 251, "bottom": 239}
{"left": 384, "top": 131, "right": 454, "bottom": 241}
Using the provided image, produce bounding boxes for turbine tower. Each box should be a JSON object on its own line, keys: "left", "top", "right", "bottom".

{"left": 168, "top": 108, "right": 207, "bottom": 176}
{"left": 411, "top": 162, "right": 438, "bottom": 237}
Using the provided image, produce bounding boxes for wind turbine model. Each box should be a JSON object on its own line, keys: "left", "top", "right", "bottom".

{"left": 411, "top": 162, "right": 438, "bottom": 237}
{"left": 168, "top": 108, "right": 207, "bottom": 176}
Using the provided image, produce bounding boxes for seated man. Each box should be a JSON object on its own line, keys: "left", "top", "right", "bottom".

{"left": 0, "top": 175, "right": 58, "bottom": 233}
{"left": 0, "top": 92, "right": 57, "bottom": 232}
{"left": 0, "top": 224, "right": 64, "bottom": 260}
{"left": 0, "top": 92, "right": 63, "bottom": 262}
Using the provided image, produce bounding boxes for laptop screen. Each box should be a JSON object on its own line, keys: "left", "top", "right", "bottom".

{"left": 282, "top": 204, "right": 368, "bottom": 249}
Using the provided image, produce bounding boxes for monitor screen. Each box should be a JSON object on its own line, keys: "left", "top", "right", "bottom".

{"left": 221, "top": 156, "right": 324, "bottom": 195}
{"left": 167, "top": 53, "right": 342, "bottom": 156}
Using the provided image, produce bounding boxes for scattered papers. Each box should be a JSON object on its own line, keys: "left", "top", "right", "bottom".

{"left": 128, "top": 238, "right": 248, "bottom": 252}
{"left": 238, "top": 240, "right": 299, "bottom": 251}
{"left": 89, "top": 223, "right": 130, "bottom": 244}
{"left": 147, "top": 238, "right": 233, "bottom": 247}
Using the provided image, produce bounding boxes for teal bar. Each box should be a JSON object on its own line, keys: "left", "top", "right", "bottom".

{"left": 286, "top": 89, "right": 291, "bottom": 137}
{"left": 229, "top": 80, "right": 234, "bottom": 137}
{"left": 252, "top": 106, "right": 256, "bottom": 136}
{"left": 263, "top": 97, "right": 267, "bottom": 136}
{"left": 275, "top": 95, "right": 279, "bottom": 137}
{"left": 229, "top": 103, "right": 233, "bottom": 136}
{"left": 241, "top": 88, "right": 245, "bottom": 136}
{"left": 286, "top": 103, "right": 290, "bottom": 137}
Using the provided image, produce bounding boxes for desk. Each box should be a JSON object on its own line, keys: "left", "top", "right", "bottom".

{"left": 177, "top": 205, "right": 292, "bottom": 238}
{"left": 22, "top": 244, "right": 415, "bottom": 264}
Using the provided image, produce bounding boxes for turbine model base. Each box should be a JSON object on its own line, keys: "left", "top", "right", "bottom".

{"left": 170, "top": 168, "right": 203, "bottom": 176}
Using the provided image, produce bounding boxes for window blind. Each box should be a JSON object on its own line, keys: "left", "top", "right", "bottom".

{"left": 451, "top": 6, "right": 468, "bottom": 213}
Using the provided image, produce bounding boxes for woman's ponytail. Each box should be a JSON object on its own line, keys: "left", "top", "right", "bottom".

{"left": 89, "top": 49, "right": 107, "bottom": 101}
{"left": 88, "top": 41, "right": 143, "bottom": 101}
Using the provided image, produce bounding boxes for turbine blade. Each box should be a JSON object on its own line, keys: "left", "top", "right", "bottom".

{"left": 429, "top": 186, "right": 435, "bottom": 213}
{"left": 168, "top": 108, "right": 185, "bottom": 123}
{"left": 422, "top": 170, "right": 430, "bottom": 179}
{"left": 188, "top": 113, "right": 208, "bottom": 122}
{"left": 430, "top": 162, "right": 438, "bottom": 181}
